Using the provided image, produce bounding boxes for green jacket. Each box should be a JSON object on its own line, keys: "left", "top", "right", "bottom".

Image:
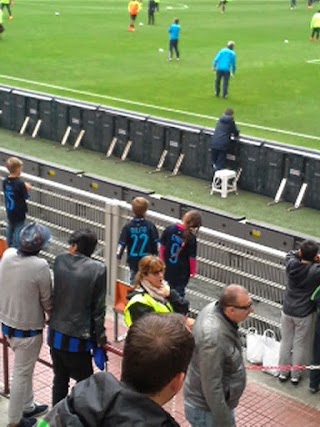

{"left": 124, "top": 292, "right": 174, "bottom": 326}
{"left": 310, "top": 12, "right": 320, "bottom": 29}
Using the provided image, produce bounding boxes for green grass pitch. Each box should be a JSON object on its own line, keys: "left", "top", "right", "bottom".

{"left": 0, "top": 0, "right": 319, "bottom": 148}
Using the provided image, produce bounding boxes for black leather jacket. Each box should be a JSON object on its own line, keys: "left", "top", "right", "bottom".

{"left": 50, "top": 252, "right": 107, "bottom": 346}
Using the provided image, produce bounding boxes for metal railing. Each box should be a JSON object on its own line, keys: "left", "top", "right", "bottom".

{"left": 0, "top": 333, "right": 123, "bottom": 396}
{"left": 0, "top": 167, "right": 286, "bottom": 337}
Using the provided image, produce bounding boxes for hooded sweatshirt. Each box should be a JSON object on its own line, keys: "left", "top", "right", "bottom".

{"left": 211, "top": 114, "right": 240, "bottom": 152}
{"left": 282, "top": 250, "right": 320, "bottom": 317}
{"left": 38, "top": 372, "right": 180, "bottom": 427}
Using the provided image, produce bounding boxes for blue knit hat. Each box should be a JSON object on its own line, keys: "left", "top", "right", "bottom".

{"left": 19, "top": 222, "right": 51, "bottom": 253}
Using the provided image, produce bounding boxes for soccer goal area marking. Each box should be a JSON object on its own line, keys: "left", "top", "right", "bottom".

{"left": 306, "top": 59, "right": 320, "bottom": 64}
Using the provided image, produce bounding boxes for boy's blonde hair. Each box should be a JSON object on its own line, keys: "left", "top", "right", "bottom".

{"left": 132, "top": 197, "right": 149, "bottom": 218}
{"left": 6, "top": 157, "right": 23, "bottom": 174}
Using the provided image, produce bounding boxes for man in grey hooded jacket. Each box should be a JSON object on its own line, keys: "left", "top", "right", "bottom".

{"left": 184, "top": 284, "right": 252, "bottom": 427}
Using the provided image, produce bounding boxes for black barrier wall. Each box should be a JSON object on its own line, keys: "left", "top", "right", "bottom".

{"left": 2, "top": 85, "right": 320, "bottom": 212}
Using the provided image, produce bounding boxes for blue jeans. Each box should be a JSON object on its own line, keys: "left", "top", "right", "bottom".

{"left": 215, "top": 70, "right": 231, "bottom": 97}
{"left": 185, "top": 402, "right": 235, "bottom": 427}
{"left": 6, "top": 221, "right": 25, "bottom": 248}
{"left": 212, "top": 149, "right": 227, "bottom": 171}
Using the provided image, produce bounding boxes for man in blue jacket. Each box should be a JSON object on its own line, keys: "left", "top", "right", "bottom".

{"left": 213, "top": 41, "right": 236, "bottom": 98}
{"left": 168, "top": 18, "right": 180, "bottom": 61}
{"left": 211, "top": 108, "right": 240, "bottom": 171}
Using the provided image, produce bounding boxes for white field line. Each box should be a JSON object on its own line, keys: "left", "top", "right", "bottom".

{"left": 306, "top": 59, "right": 320, "bottom": 64}
{"left": 0, "top": 74, "right": 319, "bottom": 141}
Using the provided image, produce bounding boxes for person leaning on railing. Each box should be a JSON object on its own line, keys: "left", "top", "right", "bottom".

{"left": 123, "top": 255, "right": 194, "bottom": 329}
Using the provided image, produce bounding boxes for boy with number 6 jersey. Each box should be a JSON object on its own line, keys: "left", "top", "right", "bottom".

{"left": 117, "top": 197, "right": 159, "bottom": 284}
{"left": 160, "top": 210, "right": 202, "bottom": 298}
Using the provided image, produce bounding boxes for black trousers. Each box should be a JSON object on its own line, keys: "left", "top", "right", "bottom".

{"left": 51, "top": 348, "right": 93, "bottom": 405}
{"left": 212, "top": 149, "right": 227, "bottom": 171}
{"left": 311, "top": 28, "right": 320, "bottom": 39}
{"left": 169, "top": 39, "right": 179, "bottom": 59}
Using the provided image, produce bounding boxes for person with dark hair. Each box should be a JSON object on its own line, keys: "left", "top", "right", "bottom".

{"left": 38, "top": 313, "right": 195, "bottom": 427}
{"left": 184, "top": 284, "right": 252, "bottom": 427}
{"left": 123, "top": 255, "right": 192, "bottom": 327}
{"left": 0, "top": 222, "right": 52, "bottom": 427}
{"left": 278, "top": 240, "right": 320, "bottom": 384}
{"left": 160, "top": 210, "right": 202, "bottom": 298}
{"left": 3, "top": 156, "right": 31, "bottom": 248}
{"left": 168, "top": 18, "right": 181, "bottom": 61}
{"left": 117, "top": 196, "right": 159, "bottom": 284}
{"left": 213, "top": 41, "right": 236, "bottom": 98}
{"left": 211, "top": 108, "right": 240, "bottom": 171}
{"left": 48, "top": 229, "right": 107, "bottom": 406}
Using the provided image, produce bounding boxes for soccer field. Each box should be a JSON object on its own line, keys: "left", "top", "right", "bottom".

{"left": 0, "top": 0, "right": 319, "bottom": 148}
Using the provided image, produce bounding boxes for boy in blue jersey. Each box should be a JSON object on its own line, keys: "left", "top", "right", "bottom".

{"left": 117, "top": 197, "right": 159, "bottom": 284}
{"left": 213, "top": 40, "right": 236, "bottom": 99}
{"left": 168, "top": 18, "right": 180, "bottom": 60}
{"left": 3, "top": 157, "right": 31, "bottom": 248}
{"left": 160, "top": 210, "right": 202, "bottom": 298}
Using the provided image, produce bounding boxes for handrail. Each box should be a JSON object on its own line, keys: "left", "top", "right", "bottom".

{"left": 0, "top": 335, "right": 123, "bottom": 396}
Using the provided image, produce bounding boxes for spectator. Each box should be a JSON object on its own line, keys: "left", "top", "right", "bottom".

{"left": 123, "top": 255, "right": 192, "bottom": 327}
{"left": 211, "top": 108, "right": 240, "bottom": 171}
{"left": 128, "top": 0, "right": 141, "bottom": 31}
{"left": 0, "top": 222, "right": 52, "bottom": 427}
{"left": 48, "top": 229, "right": 107, "bottom": 405}
{"left": 0, "top": 0, "right": 13, "bottom": 20}
{"left": 213, "top": 41, "right": 236, "bottom": 98}
{"left": 3, "top": 157, "right": 31, "bottom": 248}
{"left": 148, "top": 0, "right": 156, "bottom": 24}
{"left": 117, "top": 196, "right": 159, "bottom": 284}
{"left": 184, "top": 284, "right": 252, "bottom": 427}
{"left": 160, "top": 210, "right": 202, "bottom": 298}
{"left": 38, "top": 313, "right": 195, "bottom": 427}
{"left": 278, "top": 240, "right": 320, "bottom": 384}
{"left": 168, "top": 18, "right": 181, "bottom": 61}
{"left": 310, "top": 10, "right": 320, "bottom": 41}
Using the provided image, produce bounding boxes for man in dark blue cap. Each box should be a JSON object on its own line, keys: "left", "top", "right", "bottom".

{"left": 0, "top": 222, "right": 52, "bottom": 427}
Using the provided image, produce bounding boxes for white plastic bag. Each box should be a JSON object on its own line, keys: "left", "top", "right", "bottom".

{"left": 246, "top": 327, "right": 264, "bottom": 364}
{"left": 262, "top": 329, "right": 280, "bottom": 376}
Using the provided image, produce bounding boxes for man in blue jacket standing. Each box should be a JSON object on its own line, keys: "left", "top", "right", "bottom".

{"left": 213, "top": 41, "right": 236, "bottom": 98}
{"left": 168, "top": 18, "right": 180, "bottom": 61}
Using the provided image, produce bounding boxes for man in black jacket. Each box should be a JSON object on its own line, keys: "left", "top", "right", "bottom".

{"left": 48, "top": 229, "right": 107, "bottom": 405}
{"left": 210, "top": 108, "right": 240, "bottom": 171}
{"left": 39, "top": 313, "right": 195, "bottom": 427}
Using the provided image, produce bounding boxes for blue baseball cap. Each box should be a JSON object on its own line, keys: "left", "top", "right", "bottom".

{"left": 19, "top": 222, "right": 51, "bottom": 253}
